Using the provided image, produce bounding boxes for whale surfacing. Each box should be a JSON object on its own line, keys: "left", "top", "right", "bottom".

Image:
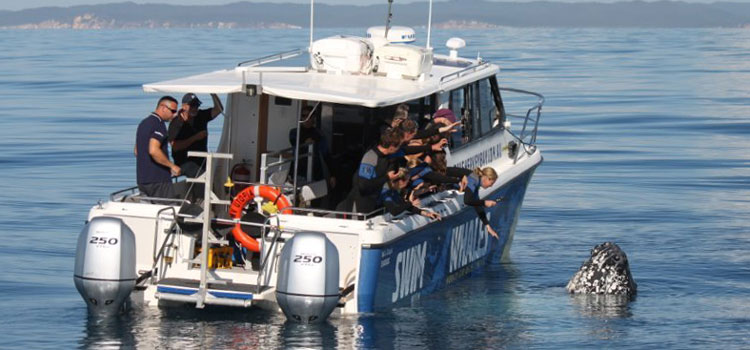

{"left": 566, "top": 242, "right": 637, "bottom": 297}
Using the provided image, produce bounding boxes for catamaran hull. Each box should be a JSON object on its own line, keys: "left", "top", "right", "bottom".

{"left": 356, "top": 166, "right": 537, "bottom": 312}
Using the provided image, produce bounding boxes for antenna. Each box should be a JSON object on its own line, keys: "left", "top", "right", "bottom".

{"left": 426, "top": 0, "right": 433, "bottom": 49}
{"left": 385, "top": 0, "right": 394, "bottom": 40}
{"left": 309, "top": 0, "right": 315, "bottom": 51}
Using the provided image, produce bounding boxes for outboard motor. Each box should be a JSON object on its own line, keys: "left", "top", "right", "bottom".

{"left": 276, "top": 231, "right": 339, "bottom": 323}
{"left": 74, "top": 217, "right": 136, "bottom": 316}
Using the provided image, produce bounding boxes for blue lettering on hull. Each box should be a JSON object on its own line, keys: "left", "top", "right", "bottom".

{"left": 356, "top": 168, "right": 537, "bottom": 312}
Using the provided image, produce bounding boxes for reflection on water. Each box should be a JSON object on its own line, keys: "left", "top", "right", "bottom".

{"left": 569, "top": 294, "right": 634, "bottom": 319}
{"left": 75, "top": 262, "right": 523, "bottom": 349}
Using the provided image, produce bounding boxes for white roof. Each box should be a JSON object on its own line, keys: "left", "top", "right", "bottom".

{"left": 143, "top": 54, "right": 499, "bottom": 108}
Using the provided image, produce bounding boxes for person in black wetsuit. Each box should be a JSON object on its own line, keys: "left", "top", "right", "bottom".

{"left": 379, "top": 168, "right": 441, "bottom": 220}
{"left": 461, "top": 167, "right": 501, "bottom": 239}
{"left": 338, "top": 128, "right": 403, "bottom": 215}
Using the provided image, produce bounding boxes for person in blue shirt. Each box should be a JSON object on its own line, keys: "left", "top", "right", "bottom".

{"left": 135, "top": 96, "right": 181, "bottom": 200}
{"left": 461, "top": 167, "right": 500, "bottom": 239}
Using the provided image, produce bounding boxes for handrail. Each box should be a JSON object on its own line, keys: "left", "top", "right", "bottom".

{"left": 498, "top": 87, "right": 544, "bottom": 164}
{"left": 439, "top": 61, "right": 491, "bottom": 87}
{"left": 259, "top": 143, "right": 314, "bottom": 185}
{"left": 237, "top": 48, "right": 305, "bottom": 68}
{"left": 257, "top": 215, "right": 283, "bottom": 293}
{"left": 283, "top": 206, "right": 385, "bottom": 220}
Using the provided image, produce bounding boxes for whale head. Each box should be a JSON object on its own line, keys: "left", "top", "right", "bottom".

{"left": 566, "top": 242, "right": 637, "bottom": 297}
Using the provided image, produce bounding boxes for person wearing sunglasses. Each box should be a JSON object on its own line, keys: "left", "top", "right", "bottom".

{"left": 168, "top": 93, "right": 223, "bottom": 178}
{"left": 134, "top": 96, "right": 181, "bottom": 201}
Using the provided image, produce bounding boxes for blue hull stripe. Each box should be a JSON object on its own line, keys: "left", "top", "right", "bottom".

{"left": 157, "top": 286, "right": 253, "bottom": 300}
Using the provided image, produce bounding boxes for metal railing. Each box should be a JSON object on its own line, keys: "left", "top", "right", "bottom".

{"left": 498, "top": 87, "right": 545, "bottom": 164}
{"left": 237, "top": 48, "right": 306, "bottom": 68}
{"left": 259, "top": 144, "right": 314, "bottom": 185}
{"left": 257, "top": 215, "right": 283, "bottom": 293}
{"left": 439, "top": 61, "right": 491, "bottom": 87}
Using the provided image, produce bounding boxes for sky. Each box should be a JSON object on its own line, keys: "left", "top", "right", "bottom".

{"left": 0, "top": 0, "right": 745, "bottom": 12}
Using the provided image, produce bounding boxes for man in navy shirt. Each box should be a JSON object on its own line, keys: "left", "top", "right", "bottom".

{"left": 168, "top": 93, "right": 223, "bottom": 177}
{"left": 135, "top": 96, "right": 181, "bottom": 200}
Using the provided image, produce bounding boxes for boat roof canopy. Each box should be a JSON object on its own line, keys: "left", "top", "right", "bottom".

{"left": 143, "top": 53, "right": 499, "bottom": 108}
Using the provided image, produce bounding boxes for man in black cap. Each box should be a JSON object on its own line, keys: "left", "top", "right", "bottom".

{"left": 168, "top": 93, "right": 224, "bottom": 177}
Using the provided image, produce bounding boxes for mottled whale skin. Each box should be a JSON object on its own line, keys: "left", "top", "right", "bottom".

{"left": 566, "top": 242, "right": 637, "bottom": 297}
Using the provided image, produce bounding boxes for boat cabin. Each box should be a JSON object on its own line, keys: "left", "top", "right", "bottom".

{"left": 144, "top": 38, "right": 511, "bottom": 217}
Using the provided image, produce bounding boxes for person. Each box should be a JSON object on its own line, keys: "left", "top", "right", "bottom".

{"left": 379, "top": 168, "right": 441, "bottom": 220}
{"left": 289, "top": 105, "right": 335, "bottom": 188}
{"left": 135, "top": 96, "right": 181, "bottom": 200}
{"left": 405, "top": 152, "right": 460, "bottom": 193}
{"left": 461, "top": 167, "right": 501, "bottom": 239}
{"left": 338, "top": 128, "right": 403, "bottom": 215}
{"left": 168, "top": 93, "right": 223, "bottom": 177}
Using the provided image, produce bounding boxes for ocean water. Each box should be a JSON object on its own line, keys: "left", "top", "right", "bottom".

{"left": 0, "top": 27, "right": 748, "bottom": 349}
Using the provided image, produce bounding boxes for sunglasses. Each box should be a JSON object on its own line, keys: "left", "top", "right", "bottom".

{"left": 163, "top": 105, "right": 178, "bottom": 114}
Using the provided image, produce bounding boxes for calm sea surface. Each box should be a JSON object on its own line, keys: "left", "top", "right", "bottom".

{"left": 0, "top": 27, "right": 748, "bottom": 349}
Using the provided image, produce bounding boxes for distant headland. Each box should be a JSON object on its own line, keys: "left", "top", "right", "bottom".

{"left": 1, "top": 1, "right": 749, "bottom": 29}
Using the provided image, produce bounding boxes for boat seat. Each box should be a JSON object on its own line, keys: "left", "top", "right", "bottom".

{"left": 267, "top": 162, "right": 291, "bottom": 186}
{"left": 299, "top": 179, "right": 328, "bottom": 202}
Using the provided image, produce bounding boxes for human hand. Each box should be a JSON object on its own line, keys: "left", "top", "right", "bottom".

{"left": 423, "top": 210, "right": 441, "bottom": 221}
{"left": 195, "top": 130, "right": 208, "bottom": 140}
{"left": 431, "top": 138, "right": 448, "bottom": 151}
{"left": 486, "top": 225, "right": 499, "bottom": 239}
{"left": 439, "top": 121, "right": 461, "bottom": 134}
{"left": 170, "top": 165, "right": 181, "bottom": 177}
{"left": 388, "top": 170, "right": 399, "bottom": 180}
{"left": 484, "top": 200, "right": 497, "bottom": 208}
{"left": 459, "top": 176, "right": 467, "bottom": 192}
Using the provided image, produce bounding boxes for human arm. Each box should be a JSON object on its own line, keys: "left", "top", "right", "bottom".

{"left": 384, "top": 196, "right": 418, "bottom": 216}
{"left": 438, "top": 121, "right": 461, "bottom": 134}
{"left": 209, "top": 93, "right": 223, "bottom": 119}
{"left": 486, "top": 224, "right": 498, "bottom": 239}
{"left": 357, "top": 162, "right": 394, "bottom": 196}
{"left": 170, "top": 130, "right": 207, "bottom": 151}
{"left": 421, "top": 171, "right": 460, "bottom": 185}
{"left": 149, "top": 138, "right": 180, "bottom": 176}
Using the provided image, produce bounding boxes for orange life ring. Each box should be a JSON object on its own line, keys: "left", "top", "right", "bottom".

{"left": 228, "top": 185, "right": 292, "bottom": 253}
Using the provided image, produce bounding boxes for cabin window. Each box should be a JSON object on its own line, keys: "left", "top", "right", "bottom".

{"left": 469, "top": 82, "right": 483, "bottom": 140}
{"left": 489, "top": 76, "right": 506, "bottom": 127}
{"left": 449, "top": 87, "right": 468, "bottom": 148}
{"left": 478, "top": 78, "right": 495, "bottom": 133}
{"left": 403, "top": 95, "right": 437, "bottom": 128}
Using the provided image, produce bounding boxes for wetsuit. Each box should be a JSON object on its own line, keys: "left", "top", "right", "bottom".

{"left": 464, "top": 173, "right": 489, "bottom": 226}
{"left": 408, "top": 161, "right": 461, "bottom": 190}
{"left": 379, "top": 184, "right": 420, "bottom": 216}
{"left": 343, "top": 147, "right": 391, "bottom": 214}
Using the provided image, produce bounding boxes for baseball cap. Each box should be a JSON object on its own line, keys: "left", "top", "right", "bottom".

{"left": 182, "top": 93, "right": 202, "bottom": 107}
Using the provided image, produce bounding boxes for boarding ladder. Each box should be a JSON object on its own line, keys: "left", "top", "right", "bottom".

{"left": 181, "top": 151, "right": 234, "bottom": 308}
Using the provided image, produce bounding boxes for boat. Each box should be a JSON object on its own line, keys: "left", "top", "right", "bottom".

{"left": 73, "top": 3, "right": 544, "bottom": 322}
